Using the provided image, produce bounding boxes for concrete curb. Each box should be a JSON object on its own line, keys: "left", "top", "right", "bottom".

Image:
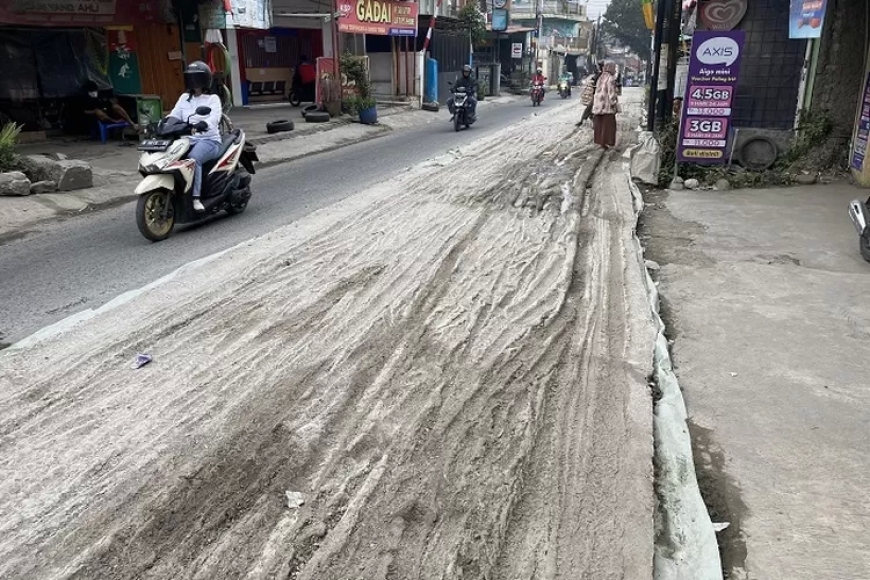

{"left": 623, "top": 168, "right": 723, "bottom": 580}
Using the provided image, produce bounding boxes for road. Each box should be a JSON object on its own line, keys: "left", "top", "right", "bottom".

{"left": 1, "top": 98, "right": 549, "bottom": 346}
{"left": 0, "top": 91, "right": 657, "bottom": 580}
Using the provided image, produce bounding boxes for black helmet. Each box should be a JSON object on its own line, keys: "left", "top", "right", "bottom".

{"left": 184, "top": 60, "right": 213, "bottom": 92}
{"left": 462, "top": 64, "right": 472, "bottom": 77}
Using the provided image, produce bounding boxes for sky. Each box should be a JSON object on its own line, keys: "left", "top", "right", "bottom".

{"left": 585, "top": 0, "right": 611, "bottom": 19}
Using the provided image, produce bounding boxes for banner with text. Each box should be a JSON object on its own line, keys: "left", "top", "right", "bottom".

{"left": 337, "top": 0, "right": 419, "bottom": 37}
{"left": 789, "top": 0, "right": 828, "bottom": 39}
{"left": 677, "top": 30, "right": 745, "bottom": 165}
{"left": 0, "top": 0, "right": 173, "bottom": 26}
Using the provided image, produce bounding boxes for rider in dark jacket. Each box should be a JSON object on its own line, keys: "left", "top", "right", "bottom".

{"left": 448, "top": 64, "right": 477, "bottom": 120}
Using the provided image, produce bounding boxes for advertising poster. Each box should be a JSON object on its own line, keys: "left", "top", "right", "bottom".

{"left": 851, "top": 72, "right": 870, "bottom": 171}
{"left": 677, "top": 30, "right": 745, "bottom": 164}
{"left": 337, "top": 0, "right": 419, "bottom": 37}
{"left": 789, "top": 0, "right": 828, "bottom": 39}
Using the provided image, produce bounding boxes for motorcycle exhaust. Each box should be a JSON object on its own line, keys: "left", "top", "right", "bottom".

{"left": 848, "top": 198, "right": 870, "bottom": 235}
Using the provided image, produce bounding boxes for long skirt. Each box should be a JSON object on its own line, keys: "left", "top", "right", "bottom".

{"left": 593, "top": 114, "right": 617, "bottom": 147}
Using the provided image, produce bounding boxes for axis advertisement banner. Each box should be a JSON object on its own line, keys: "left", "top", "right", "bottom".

{"left": 677, "top": 30, "right": 745, "bottom": 164}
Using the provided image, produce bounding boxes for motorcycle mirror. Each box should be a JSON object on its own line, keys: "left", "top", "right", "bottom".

{"left": 195, "top": 106, "right": 212, "bottom": 116}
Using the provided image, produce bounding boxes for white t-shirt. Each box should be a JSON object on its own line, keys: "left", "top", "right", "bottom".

{"left": 169, "top": 93, "right": 222, "bottom": 143}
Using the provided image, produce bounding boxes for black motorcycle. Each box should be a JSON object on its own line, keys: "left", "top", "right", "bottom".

{"left": 448, "top": 82, "right": 476, "bottom": 132}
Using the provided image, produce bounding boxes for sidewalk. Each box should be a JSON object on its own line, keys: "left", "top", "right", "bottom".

{"left": 639, "top": 182, "right": 870, "bottom": 579}
{"left": 0, "top": 96, "right": 519, "bottom": 239}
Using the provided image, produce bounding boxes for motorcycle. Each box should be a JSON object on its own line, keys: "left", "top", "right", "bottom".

{"left": 134, "top": 106, "right": 259, "bottom": 242}
{"left": 848, "top": 197, "right": 870, "bottom": 261}
{"left": 449, "top": 82, "right": 476, "bottom": 132}
{"left": 530, "top": 83, "right": 545, "bottom": 107}
{"left": 558, "top": 78, "right": 571, "bottom": 99}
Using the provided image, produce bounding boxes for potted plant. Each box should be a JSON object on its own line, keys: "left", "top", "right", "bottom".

{"left": 477, "top": 80, "right": 488, "bottom": 101}
{"left": 341, "top": 51, "right": 377, "bottom": 124}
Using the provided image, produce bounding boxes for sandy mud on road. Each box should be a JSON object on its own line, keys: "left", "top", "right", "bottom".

{"left": 0, "top": 100, "right": 656, "bottom": 579}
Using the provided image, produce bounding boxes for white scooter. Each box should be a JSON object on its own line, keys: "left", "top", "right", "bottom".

{"left": 134, "top": 105, "right": 258, "bottom": 242}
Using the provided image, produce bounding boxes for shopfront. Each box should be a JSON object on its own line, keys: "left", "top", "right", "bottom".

{"left": 0, "top": 0, "right": 179, "bottom": 137}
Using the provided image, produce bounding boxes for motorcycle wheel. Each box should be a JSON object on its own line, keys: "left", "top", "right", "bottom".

{"left": 289, "top": 91, "right": 301, "bottom": 107}
{"left": 454, "top": 113, "right": 462, "bottom": 132}
{"left": 226, "top": 200, "right": 248, "bottom": 215}
{"left": 860, "top": 235, "right": 870, "bottom": 263}
{"left": 136, "top": 189, "right": 175, "bottom": 242}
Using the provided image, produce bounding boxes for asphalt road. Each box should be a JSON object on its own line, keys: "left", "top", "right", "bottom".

{"left": 0, "top": 98, "right": 572, "bottom": 345}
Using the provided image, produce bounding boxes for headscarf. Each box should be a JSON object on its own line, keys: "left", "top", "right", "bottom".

{"left": 603, "top": 61, "right": 617, "bottom": 75}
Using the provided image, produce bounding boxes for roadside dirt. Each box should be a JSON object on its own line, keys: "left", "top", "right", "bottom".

{"left": 0, "top": 96, "right": 656, "bottom": 580}
{"left": 637, "top": 188, "right": 749, "bottom": 579}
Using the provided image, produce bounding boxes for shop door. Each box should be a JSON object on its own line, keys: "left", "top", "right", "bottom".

{"left": 137, "top": 24, "right": 185, "bottom": 110}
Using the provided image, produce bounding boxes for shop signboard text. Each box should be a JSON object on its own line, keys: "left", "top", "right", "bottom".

{"left": 337, "top": 0, "right": 419, "bottom": 37}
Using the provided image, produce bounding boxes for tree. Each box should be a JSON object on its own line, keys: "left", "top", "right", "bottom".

{"left": 601, "top": 0, "right": 652, "bottom": 58}
{"left": 458, "top": 3, "right": 487, "bottom": 49}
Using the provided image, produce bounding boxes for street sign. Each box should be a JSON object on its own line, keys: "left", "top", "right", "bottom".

{"left": 677, "top": 30, "right": 746, "bottom": 164}
{"left": 511, "top": 43, "right": 522, "bottom": 58}
{"left": 492, "top": 8, "right": 508, "bottom": 31}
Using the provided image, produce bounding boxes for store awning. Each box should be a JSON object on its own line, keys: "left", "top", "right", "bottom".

{"left": 487, "top": 25, "right": 536, "bottom": 34}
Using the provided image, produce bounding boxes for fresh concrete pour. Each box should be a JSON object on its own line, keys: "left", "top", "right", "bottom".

{"left": 1, "top": 94, "right": 676, "bottom": 579}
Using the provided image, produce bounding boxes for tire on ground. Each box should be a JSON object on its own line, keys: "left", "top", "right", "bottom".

{"left": 305, "top": 111, "right": 331, "bottom": 123}
{"left": 302, "top": 104, "right": 319, "bottom": 117}
{"left": 266, "top": 119, "right": 294, "bottom": 134}
{"left": 422, "top": 102, "right": 440, "bottom": 112}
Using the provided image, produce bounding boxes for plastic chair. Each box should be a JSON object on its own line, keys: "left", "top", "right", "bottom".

{"left": 96, "top": 120, "right": 130, "bottom": 144}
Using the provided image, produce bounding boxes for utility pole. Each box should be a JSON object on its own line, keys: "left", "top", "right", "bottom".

{"left": 595, "top": 13, "right": 601, "bottom": 61}
{"left": 535, "top": 0, "right": 544, "bottom": 69}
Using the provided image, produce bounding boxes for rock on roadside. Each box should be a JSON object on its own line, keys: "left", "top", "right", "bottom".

{"left": 0, "top": 171, "right": 31, "bottom": 196}
{"left": 30, "top": 180, "right": 58, "bottom": 194}
{"left": 16, "top": 154, "right": 93, "bottom": 192}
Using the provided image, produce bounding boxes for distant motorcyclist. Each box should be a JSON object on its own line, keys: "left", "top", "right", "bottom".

{"left": 532, "top": 68, "right": 547, "bottom": 98}
{"left": 448, "top": 64, "right": 477, "bottom": 120}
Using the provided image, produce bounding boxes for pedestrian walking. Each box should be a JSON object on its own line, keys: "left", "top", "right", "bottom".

{"left": 592, "top": 61, "right": 619, "bottom": 149}
{"left": 577, "top": 61, "right": 603, "bottom": 127}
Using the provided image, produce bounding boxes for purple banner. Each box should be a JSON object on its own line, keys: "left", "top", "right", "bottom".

{"left": 851, "top": 72, "right": 870, "bottom": 171}
{"left": 677, "top": 30, "right": 745, "bottom": 165}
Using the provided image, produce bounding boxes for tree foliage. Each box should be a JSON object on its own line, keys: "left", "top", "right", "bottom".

{"left": 458, "top": 3, "right": 487, "bottom": 48}
{"left": 602, "top": 0, "right": 652, "bottom": 58}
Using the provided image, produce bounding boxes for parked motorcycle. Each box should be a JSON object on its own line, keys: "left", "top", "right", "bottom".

{"left": 134, "top": 106, "right": 259, "bottom": 242}
{"left": 449, "top": 82, "right": 476, "bottom": 132}
{"left": 558, "top": 79, "right": 571, "bottom": 99}
{"left": 530, "top": 83, "right": 545, "bottom": 107}
{"left": 848, "top": 197, "right": 870, "bottom": 261}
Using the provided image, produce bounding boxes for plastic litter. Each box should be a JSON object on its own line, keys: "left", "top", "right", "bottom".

{"left": 628, "top": 131, "right": 662, "bottom": 185}
{"left": 712, "top": 522, "right": 731, "bottom": 532}
{"left": 286, "top": 491, "right": 305, "bottom": 509}
{"left": 133, "top": 354, "right": 152, "bottom": 369}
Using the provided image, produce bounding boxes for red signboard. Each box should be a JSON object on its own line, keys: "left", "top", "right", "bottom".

{"left": 336, "top": 0, "right": 419, "bottom": 37}
{"left": 0, "top": 0, "right": 172, "bottom": 26}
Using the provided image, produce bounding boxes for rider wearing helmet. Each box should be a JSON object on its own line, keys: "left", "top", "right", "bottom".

{"left": 168, "top": 61, "right": 223, "bottom": 212}
{"left": 532, "top": 67, "right": 547, "bottom": 100}
{"left": 448, "top": 64, "right": 477, "bottom": 120}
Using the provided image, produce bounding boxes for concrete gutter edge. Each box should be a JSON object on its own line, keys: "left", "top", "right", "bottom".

{"left": 623, "top": 167, "right": 724, "bottom": 580}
